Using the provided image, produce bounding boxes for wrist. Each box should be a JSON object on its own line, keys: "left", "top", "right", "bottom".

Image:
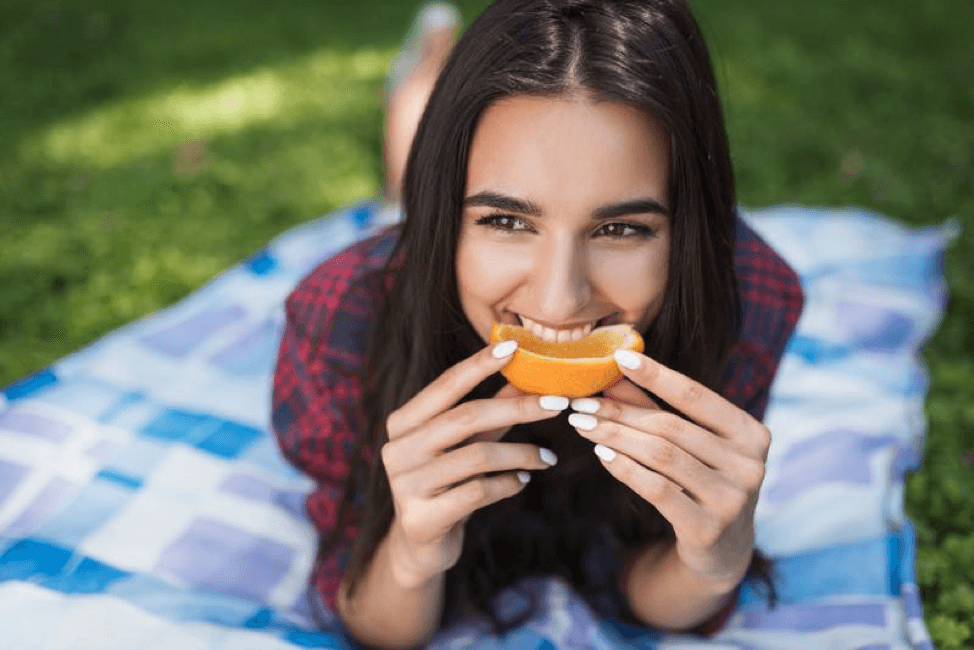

{"left": 385, "top": 525, "right": 439, "bottom": 590}
{"left": 620, "top": 542, "right": 748, "bottom": 600}
{"left": 708, "top": 545, "right": 754, "bottom": 595}
{"left": 675, "top": 539, "right": 754, "bottom": 595}
{"left": 619, "top": 540, "right": 746, "bottom": 634}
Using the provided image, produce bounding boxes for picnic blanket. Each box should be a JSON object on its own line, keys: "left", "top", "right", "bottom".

{"left": 0, "top": 199, "right": 956, "bottom": 649}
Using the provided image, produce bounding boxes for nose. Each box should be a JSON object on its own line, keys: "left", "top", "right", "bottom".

{"left": 531, "top": 232, "right": 591, "bottom": 322}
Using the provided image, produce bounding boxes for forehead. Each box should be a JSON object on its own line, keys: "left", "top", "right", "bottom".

{"left": 465, "top": 93, "right": 670, "bottom": 207}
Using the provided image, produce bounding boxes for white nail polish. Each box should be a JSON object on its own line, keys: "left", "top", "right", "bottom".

{"left": 539, "top": 395, "right": 569, "bottom": 411}
{"left": 571, "top": 398, "right": 600, "bottom": 414}
{"left": 540, "top": 448, "right": 558, "bottom": 466}
{"left": 568, "top": 413, "right": 597, "bottom": 431}
{"left": 517, "top": 471, "right": 531, "bottom": 484}
{"left": 492, "top": 340, "right": 518, "bottom": 358}
{"left": 594, "top": 444, "right": 616, "bottom": 462}
{"left": 614, "top": 349, "right": 642, "bottom": 369}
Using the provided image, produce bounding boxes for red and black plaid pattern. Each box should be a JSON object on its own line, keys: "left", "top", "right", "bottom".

{"left": 272, "top": 219, "right": 803, "bottom": 631}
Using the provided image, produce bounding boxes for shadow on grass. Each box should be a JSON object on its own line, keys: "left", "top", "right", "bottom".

{"left": 0, "top": 0, "right": 492, "bottom": 162}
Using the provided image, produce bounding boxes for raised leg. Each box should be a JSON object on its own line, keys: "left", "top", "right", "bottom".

{"left": 383, "top": 3, "right": 460, "bottom": 203}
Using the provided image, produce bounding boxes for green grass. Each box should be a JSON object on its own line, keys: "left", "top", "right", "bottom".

{"left": 1, "top": 0, "right": 972, "bottom": 645}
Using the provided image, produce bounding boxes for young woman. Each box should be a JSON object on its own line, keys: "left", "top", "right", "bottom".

{"left": 272, "top": 1, "right": 803, "bottom": 648}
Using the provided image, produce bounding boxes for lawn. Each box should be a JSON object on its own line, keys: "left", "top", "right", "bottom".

{"left": 1, "top": 0, "right": 972, "bottom": 646}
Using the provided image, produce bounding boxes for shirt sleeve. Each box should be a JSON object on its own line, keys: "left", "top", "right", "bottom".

{"left": 272, "top": 286, "right": 364, "bottom": 614}
{"left": 723, "top": 223, "right": 805, "bottom": 422}
{"left": 701, "top": 225, "right": 804, "bottom": 637}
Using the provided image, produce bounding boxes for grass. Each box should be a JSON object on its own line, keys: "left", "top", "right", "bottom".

{"left": 1, "top": 0, "right": 972, "bottom": 645}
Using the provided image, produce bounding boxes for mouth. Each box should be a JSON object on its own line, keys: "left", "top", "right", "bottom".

{"left": 512, "top": 313, "right": 623, "bottom": 343}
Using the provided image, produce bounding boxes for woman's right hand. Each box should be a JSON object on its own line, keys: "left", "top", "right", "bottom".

{"left": 380, "top": 340, "right": 565, "bottom": 588}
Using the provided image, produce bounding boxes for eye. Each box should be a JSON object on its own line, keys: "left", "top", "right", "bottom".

{"left": 594, "top": 222, "right": 656, "bottom": 239}
{"left": 474, "top": 214, "right": 535, "bottom": 233}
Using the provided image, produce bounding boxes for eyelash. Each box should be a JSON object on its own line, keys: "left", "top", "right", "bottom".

{"left": 474, "top": 214, "right": 657, "bottom": 240}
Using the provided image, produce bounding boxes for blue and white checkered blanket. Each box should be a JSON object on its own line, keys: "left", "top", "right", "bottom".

{"left": 0, "top": 200, "right": 956, "bottom": 649}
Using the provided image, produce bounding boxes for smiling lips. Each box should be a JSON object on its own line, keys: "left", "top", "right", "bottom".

{"left": 516, "top": 314, "right": 621, "bottom": 343}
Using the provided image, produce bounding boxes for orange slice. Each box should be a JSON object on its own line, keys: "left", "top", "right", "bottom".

{"left": 489, "top": 321, "right": 644, "bottom": 398}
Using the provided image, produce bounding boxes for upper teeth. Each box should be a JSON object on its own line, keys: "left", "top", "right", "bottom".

{"left": 519, "top": 315, "right": 593, "bottom": 343}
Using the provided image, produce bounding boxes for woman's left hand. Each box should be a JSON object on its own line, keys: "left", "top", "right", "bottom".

{"left": 568, "top": 350, "right": 770, "bottom": 589}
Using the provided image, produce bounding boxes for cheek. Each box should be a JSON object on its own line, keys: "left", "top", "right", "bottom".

{"left": 591, "top": 245, "right": 669, "bottom": 317}
{"left": 456, "top": 234, "right": 532, "bottom": 314}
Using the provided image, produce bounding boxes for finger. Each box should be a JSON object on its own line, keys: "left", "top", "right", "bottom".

{"left": 408, "top": 442, "right": 557, "bottom": 497}
{"left": 387, "top": 341, "right": 519, "bottom": 439}
{"left": 612, "top": 350, "right": 760, "bottom": 442}
{"left": 423, "top": 395, "right": 568, "bottom": 455}
{"left": 592, "top": 446, "right": 706, "bottom": 540}
{"left": 571, "top": 395, "right": 722, "bottom": 467}
{"left": 466, "top": 383, "right": 529, "bottom": 445}
{"left": 574, "top": 418, "right": 727, "bottom": 504}
{"left": 570, "top": 405, "right": 765, "bottom": 488}
{"left": 600, "top": 379, "right": 660, "bottom": 410}
{"left": 422, "top": 471, "right": 531, "bottom": 539}
{"left": 383, "top": 395, "right": 568, "bottom": 474}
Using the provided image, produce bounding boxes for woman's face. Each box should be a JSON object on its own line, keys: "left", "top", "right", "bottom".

{"left": 457, "top": 93, "right": 671, "bottom": 345}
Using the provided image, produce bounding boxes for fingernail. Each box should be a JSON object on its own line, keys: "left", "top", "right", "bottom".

{"left": 594, "top": 444, "right": 616, "bottom": 462}
{"left": 539, "top": 395, "right": 569, "bottom": 411}
{"left": 492, "top": 340, "right": 518, "bottom": 358}
{"left": 568, "top": 413, "right": 597, "bottom": 431}
{"left": 571, "top": 398, "right": 600, "bottom": 414}
{"left": 540, "top": 448, "right": 558, "bottom": 466}
{"left": 614, "top": 350, "right": 642, "bottom": 369}
{"left": 517, "top": 471, "right": 531, "bottom": 484}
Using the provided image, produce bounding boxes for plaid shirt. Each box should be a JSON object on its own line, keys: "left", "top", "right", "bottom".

{"left": 272, "top": 219, "right": 803, "bottom": 633}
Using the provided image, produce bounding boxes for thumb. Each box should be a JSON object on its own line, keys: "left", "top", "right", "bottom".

{"left": 602, "top": 379, "right": 661, "bottom": 410}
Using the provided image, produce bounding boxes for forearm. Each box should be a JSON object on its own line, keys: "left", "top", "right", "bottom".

{"left": 621, "top": 541, "right": 744, "bottom": 634}
{"left": 337, "top": 530, "right": 446, "bottom": 650}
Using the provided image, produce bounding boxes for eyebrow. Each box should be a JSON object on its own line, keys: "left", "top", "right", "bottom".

{"left": 463, "top": 191, "right": 670, "bottom": 219}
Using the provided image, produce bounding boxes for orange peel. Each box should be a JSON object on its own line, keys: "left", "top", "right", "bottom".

{"left": 489, "top": 321, "right": 644, "bottom": 398}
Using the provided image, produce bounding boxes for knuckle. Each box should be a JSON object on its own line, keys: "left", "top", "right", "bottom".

{"left": 463, "top": 478, "right": 490, "bottom": 504}
{"left": 648, "top": 440, "right": 678, "bottom": 468}
{"left": 641, "top": 471, "right": 670, "bottom": 503}
{"left": 613, "top": 461, "right": 632, "bottom": 485}
{"left": 380, "top": 441, "right": 398, "bottom": 471}
{"left": 398, "top": 506, "right": 424, "bottom": 540}
{"left": 742, "top": 459, "right": 766, "bottom": 489}
{"left": 517, "top": 396, "right": 539, "bottom": 420}
{"left": 636, "top": 411, "right": 655, "bottom": 432}
{"left": 385, "top": 410, "right": 403, "bottom": 438}
{"left": 637, "top": 412, "right": 660, "bottom": 436}
{"left": 388, "top": 475, "right": 409, "bottom": 500}
{"left": 681, "top": 381, "right": 705, "bottom": 404}
{"left": 736, "top": 407, "right": 754, "bottom": 431}
{"left": 601, "top": 401, "right": 623, "bottom": 421}
{"left": 658, "top": 413, "right": 685, "bottom": 438}
{"left": 757, "top": 424, "right": 772, "bottom": 455}
{"left": 600, "top": 422, "right": 622, "bottom": 446}
{"left": 449, "top": 401, "right": 481, "bottom": 430}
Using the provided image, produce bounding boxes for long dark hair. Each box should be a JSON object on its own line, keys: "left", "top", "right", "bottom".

{"left": 320, "top": 0, "right": 777, "bottom": 635}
